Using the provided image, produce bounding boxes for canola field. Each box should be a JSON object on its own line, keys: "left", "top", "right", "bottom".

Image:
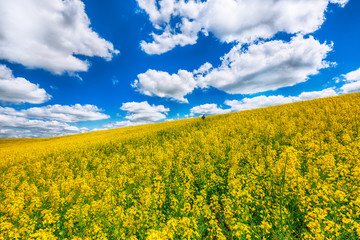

{"left": 1, "top": 93, "right": 360, "bottom": 240}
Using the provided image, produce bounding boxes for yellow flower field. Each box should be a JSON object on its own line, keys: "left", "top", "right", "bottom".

{"left": 1, "top": 93, "right": 360, "bottom": 239}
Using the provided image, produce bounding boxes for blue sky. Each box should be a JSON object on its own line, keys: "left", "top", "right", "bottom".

{"left": 0, "top": 0, "right": 360, "bottom": 138}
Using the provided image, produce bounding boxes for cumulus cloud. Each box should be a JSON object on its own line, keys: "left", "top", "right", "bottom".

{"left": 343, "top": 68, "right": 360, "bottom": 82}
{"left": 193, "top": 62, "right": 213, "bottom": 75}
{"left": 197, "top": 35, "right": 333, "bottom": 94}
{"left": 103, "top": 101, "right": 170, "bottom": 129}
{"left": 0, "top": 128, "right": 31, "bottom": 139}
{"left": 225, "top": 88, "right": 337, "bottom": 111}
{"left": 190, "top": 103, "right": 230, "bottom": 116}
{"left": 330, "top": 0, "right": 349, "bottom": 7}
{"left": 103, "top": 120, "right": 149, "bottom": 129}
{"left": 0, "top": 103, "right": 111, "bottom": 138}
{"left": 137, "top": 0, "right": 205, "bottom": 54}
{"left": 136, "top": 36, "right": 332, "bottom": 101}
{"left": 136, "top": 1, "right": 341, "bottom": 100}
{"left": 140, "top": 19, "right": 201, "bottom": 55}
{"left": 138, "top": 0, "right": 347, "bottom": 54}
{"left": 121, "top": 101, "right": 169, "bottom": 122}
{"left": 225, "top": 96, "right": 295, "bottom": 112}
{"left": 0, "top": 114, "right": 88, "bottom": 138}
{"left": 133, "top": 69, "right": 196, "bottom": 103}
{"left": 137, "top": 0, "right": 176, "bottom": 27}
{"left": 0, "top": 0, "right": 119, "bottom": 74}
{"left": 0, "top": 64, "right": 51, "bottom": 104}
{"left": 189, "top": 88, "right": 337, "bottom": 117}
{"left": 0, "top": 104, "right": 109, "bottom": 122}
{"left": 340, "top": 68, "right": 360, "bottom": 93}
{"left": 341, "top": 82, "right": 360, "bottom": 94}
{"left": 297, "top": 88, "right": 338, "bottom": 100}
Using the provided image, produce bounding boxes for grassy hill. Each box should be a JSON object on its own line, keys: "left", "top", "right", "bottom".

{"left": 1, "top": 93, "right": 360, "bottom": 239}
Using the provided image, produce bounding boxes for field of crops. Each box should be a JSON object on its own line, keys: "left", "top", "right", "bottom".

{"left": 1, "top": 93, "right": 360, "bottom": 239}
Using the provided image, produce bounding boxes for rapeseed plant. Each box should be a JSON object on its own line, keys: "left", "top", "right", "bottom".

{"left": 1, "top": 93, "right": 360, "bottom": 239}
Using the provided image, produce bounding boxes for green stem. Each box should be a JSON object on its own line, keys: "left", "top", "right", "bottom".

{"left": 279, "top": 152, "right": 289, "bottom": 240}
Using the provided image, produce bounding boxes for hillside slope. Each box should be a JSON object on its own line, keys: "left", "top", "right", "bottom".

{"left": 1, "top": 93, "right": 360, "bottom": 239}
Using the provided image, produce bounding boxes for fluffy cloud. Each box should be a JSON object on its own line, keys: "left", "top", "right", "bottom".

{"left": 340, "top": 68, "right": 360, "bottom": 93}
{"left": 189, "top": 88, "right": 337, "bottom": 117}
{"left": 190, "top": 103, "right": 230, "bottom": 116}
{"left": 0, "top": 104, "right": 110, "bottom": 122}
{"left": 341, "top": 82, "right": 360, "bottom": 94}
{"left": 137, "top": 0, "right": 205, "bottom": 54}
{"left": 0, "top": 64, "right": 51, "bottom": 104}
{"left": 197, "top": 35, "right": 333, "bottom": 94}
{"left": 140, "top": 19, "right": 201, "bottom": 55}
{"left": 198, "top": 0, "right": 347, "bottom": 43}
{"left": 0, "top": 103, "right": 110, "bottom": 138}
{"left": 138, "top": 0, "right": 347, "bottom": 54}
{"left": 225, "top": 88, "right": 337, "bottom": 111}
{"left": 121, "top": 101, "right": 169, "bottom": 122}
{"left": 103, "top": 101, "right": 170, "bottom": 129}
{"left": 136, "top": 36, "right": 332, "bottom": 101}
{"left": 0, "top": 0, "right": 118, "bottom": 74}
{"left": 0, "top": 114, "right": 88, "bottom": 138}
{"left": 297, "top": 88, "right": 338, "bottom": 100}
{"left": 137, "top": 0, "right": 341, "bottom": 100}
{"left": 225, "top": 96, "right": 295, "bottom": 112}
{"left": 133, "top": 69, "right": 196, "bottom": 103}
{"left": 137, "top": 0, "right": 176, "bottom": 27}
{"left": 0, "top": 128, "right": 31, "bottom": 139}
{"left": 343, "top": 68, "right": 360, "bottom": 82}
{"left": 103, "top": 121, "right": 149, "bottom": 129}
{"left": 330, "top": 0, "right": 349, "bottom": 7}
{"left": 193, "top": 62, "right": 212, "bottom": 75}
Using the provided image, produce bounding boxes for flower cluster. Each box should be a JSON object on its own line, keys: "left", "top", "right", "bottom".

{"left": 1, "top": 93, "right": 360, "bottom": 239}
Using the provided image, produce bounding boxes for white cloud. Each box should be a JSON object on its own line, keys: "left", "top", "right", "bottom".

{"left": 103, "top": 120, "right": 148, "bottom": 129}
{"left": 225, "top": 95, "right": 295, "bottom": 112}
{"left": 0, "top": 128, "right": 31, "bottom": 139}
{"left": 197, "top": 35, "right": 333, "bottom": 94}
{"left": 225, "top": 88, "right": 337, "bottom": 111}
{"left": 189, "top": 88, "right": 337, "bottom": 117}
{"left": 341, "top": 82, "right": 360, "bottom": 94}
{"left": 140, "top": 18, "right": 201, "bottom": 54}
{"left": 136, "top": 36, "right": 332, "bottom": 101}
{"left": 0, "top": 104, "right": 110, "bottom": 123}
{"left": 137, "top": 0, "right": 177, "bottom": 27}
{"left": 199, "top": 0, "right": 343, "bottom": 43}
{"left": 340, "top": 68, "right": 360, "bottom": 93}
{"left": 297, "top": 88, "right": 338, "bottom": 100}
{"left": 138, "top": 0, "right": 347, "bottom": 54}
{"left": 190, "top": 103, "right": 230, "bottom": 115}
{"left": 330, "top": 0, "right": 349, "bottom": 7}
{"left": 0, "top": 0, "right": 119, "bottom": 74}
{"left": 343, "top": 68, "right": 360, "bottom": 82}
{"left": 193, "top": 62, "right": 213, "bottom": 75}
{"left": 0, "top": 114, "right": 88, "bottom": 138}
{"left": 103, "top": 101, "right": 170, "bottom": 129}
{"left": 133, "top": 69, "right": 196, "bottom": 103}
{"left": 137, "top": 1, "right": 341, "bottom": 99}
{"left": 121, "top": 101, "right": 169, "bottom": 122}
{"left": 0, "top": 64, "right": 51, "bottom": 104}
{"left": 0, "top": 103, "right": 110, "bottom": 138}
